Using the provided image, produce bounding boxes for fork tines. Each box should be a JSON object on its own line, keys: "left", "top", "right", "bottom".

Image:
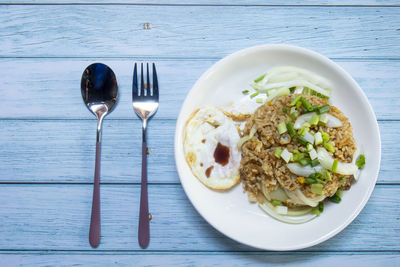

{"left": 132, "top": 63, "right": 158, "bottom": 100}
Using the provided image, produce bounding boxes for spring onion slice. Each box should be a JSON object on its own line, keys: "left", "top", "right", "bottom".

{"left": 258, "top": 202, "right": 317, "bottom": 224}
{"left": 256, "top": 66, "right": 332, "bottom": 89}
{"left": 294, "top": 112, "right": 343, "bottom": 129}
{"left": 294, "top": 189, "right": 325, "bottom": 207}
{"left": 286, "top": 163, "right": 324, "bottom": 177}
{"left": 254, "top": 79, "right": 331, "bottom": 98}
{"left": 317, "top": 147, "right": 358, "bottom": 175}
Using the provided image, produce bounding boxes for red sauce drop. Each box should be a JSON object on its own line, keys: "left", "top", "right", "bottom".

{"left": 200, "top": 163, "right": 203, "bottom": 167}
{"left": 205, "top": 166, "right": 214, "bottom": 178}
{"left": 213, "top": 142, "right": 230, "bottom": 166}
{"left": 201, "top": 139, "right": 206, "bottom": 143}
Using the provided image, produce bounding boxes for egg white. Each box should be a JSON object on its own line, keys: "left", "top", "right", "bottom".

{"left": 183, "top": 106, "right": 241, "bottom": 190}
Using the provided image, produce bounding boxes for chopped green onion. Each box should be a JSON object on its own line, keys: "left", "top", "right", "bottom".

{"left": 298, "top": 157, "right": 311, "bottom": 166}
{"left": 321, "top": 131, "right": 330, "bottom": 143}
{"left": 250, "top": 91, "right": 259, "bottom": 98}
{"left": 339, "top": 177, "right": 346, "bottom": 183}
{"left": 309, "top": 115, "right": 320, "bottom": 125}
{"left": 311, "top": 183, "right": 324, "bottom": 195}
{"left": 308, "top": 172, "right": 321, "bottom": 179}
{"left": 314, "top": 132, "right": 323, "bottom": 145}
{"left": 254, "top": 73, "right": 266, "bottom": 83}
{"left": 305, "top": 177, "right": 317, "bottom": 184}
{"left": 318, "top": 202, "right": 324, "bottom": 213}
{"left": 274, "top": 147, "right": 282, "bottom": 158}
{"left": 282, "top": 107, "right": 287, "bottom": 113}
{"left": 316, "top": 104, "right": 330, "bottom": 115}
{"left": 298, "top": 127, "right": 306, "bottom": 136}
{"left": 301, "top": 107, "right": 310, "bottom": 114}
{"left": 298, "top": 123, "right": 311, "bottom": 137}
{"left": 316, "top": 178, "right": 327, "bottom": 184}
{"left": 272, "top": 200, "right": 282, "bottom": 206}
{"left": 289, "top": 107, "right": 299, "bottom": 119}
{"left": 290, "top": 95, "right": 302, "bottom": 107}
{"left": 329, "top": 194, "right": 341, "bottom": 203}
{"left": 289, "top": 87, "right": 296, "bottom": 93}
{"left": 321, "top": 170, "right": 332, "bottom": 181}
{"left": 291, "top": 152, "right": 305, "bottom": 162}
{"left": 306, "top": 143, "right": 313, "bottom": 152}
{"left": 256, "top": 98, "right": 264, "bottom": 103}
{"left": 287, "top": 122, "right": 296, "bottom": 137}
{"left": 336, "top": 189, "right": 343, "bottom": 198}
{"left": 311, "top": 158, "right": 320, "bottom": 167}
{"left": 311, "top": 207, "right": 320, "bottom": 215}
{"left": 309, "top": 149, "right": 318, "bottom": 160}
{"left": 324, "top": 142, "right": 335, "bottom": 153}
{"left": 296, "top": 100, "right": 302, "bottom": 109}
{"left": 356, "top": 154, "right": 366, "bottom": 169}
{"left": 297, "top": 136, "right": 308, "bottom": 146}
{"left": 277, "top": 122, "right": 287, "bottom": 134}
{"left": 332, "top": 159, "right": 338, "bottom": 173}
{"left": 242, "top": 89, "right": 249, "bottom": 95}
{"left": 300, "top": 97, "right": 314, "bottom": 112}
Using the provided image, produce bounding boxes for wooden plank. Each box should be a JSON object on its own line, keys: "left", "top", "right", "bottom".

{"left": 0, "top": 184, "right": 398, "bottom": 251}
{"left": 0, "top": 253, "right": 399, "bottom": 267}
{"left": 0, "top": 59, "right": 399, "bottom": 120}
{"left": 0, "top": 119, "right": 396, "bottom": 183}
{"left": 0, "top": 6, "right": 399, "bottom": 58}
{"left": 2, "top": 0, "right": 400, "bottom": 5}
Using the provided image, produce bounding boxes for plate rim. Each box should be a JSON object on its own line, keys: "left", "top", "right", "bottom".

{"left": 174, "top": 44, "right": 381, "bottom": 251}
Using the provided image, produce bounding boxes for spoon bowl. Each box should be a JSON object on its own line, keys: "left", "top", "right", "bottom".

{"left": 81, "top": 63, "right": 118, "bottom": 119}
{"left": 80, "top": 63, "right": 118, "bottom": 248}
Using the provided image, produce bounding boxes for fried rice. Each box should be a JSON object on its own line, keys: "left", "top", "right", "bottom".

{"left": 239, "top": 94, "right": 356, "bottom": 207}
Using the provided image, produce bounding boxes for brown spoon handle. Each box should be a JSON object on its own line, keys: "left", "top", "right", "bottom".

{"left": 138, "top": 140, "right": 150, "bottom": 248}
{"left": 89, "top": 141, "right": 101, "bottom": 248}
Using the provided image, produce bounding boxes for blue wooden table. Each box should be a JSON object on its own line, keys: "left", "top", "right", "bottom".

{"left": 0, "top": 1, "right": 399, "bottom": 266}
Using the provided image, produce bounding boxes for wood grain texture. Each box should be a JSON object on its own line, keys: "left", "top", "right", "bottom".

{"left": 0, "top": 184, "right": 398, "bottom": 251}
{"left": 0, "top": 59, "right": 399, "bottom": 120}
{"left": 0, "top": 1, "right": 399, "bottom": 264}
{"left": 0, "top": 119, "right": 396, "bottom": 183}
{"left": 0, "top": 253, "right": 399, "bottom": 267}
{"left": 2, "top": 0, "right": 400, "bottom": 5}
{"left": 0, "top": 6, "right": 399, "bottom": 58}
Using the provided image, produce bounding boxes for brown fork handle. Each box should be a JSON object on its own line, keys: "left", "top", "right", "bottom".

{"left": 138, "top": 140, "right": 150, "bottom": 248}
{"left": 89, "top": 141, "right": 101, "bottom": 248}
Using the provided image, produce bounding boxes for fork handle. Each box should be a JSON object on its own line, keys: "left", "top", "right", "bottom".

{"left": 138, "top": 120, "right": 150, "bottom": 248}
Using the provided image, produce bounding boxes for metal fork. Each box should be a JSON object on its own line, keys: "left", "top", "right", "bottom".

{"left": 132, "top": 63, "right": 159, "bottom": 248}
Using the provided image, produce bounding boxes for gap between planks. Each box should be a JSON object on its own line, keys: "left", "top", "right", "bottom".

{"left": 0, "top": 249, "right": 399, "bottom": 254}
{"left": 0, "top": 56, "right": 400, "bottom": 61}
{"left": 1, "top": 3, "right": 400, "bottom": 8}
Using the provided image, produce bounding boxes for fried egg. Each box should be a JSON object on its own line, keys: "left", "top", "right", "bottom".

{"left": 183, "top": 106, "right": 241, "bottom": 190}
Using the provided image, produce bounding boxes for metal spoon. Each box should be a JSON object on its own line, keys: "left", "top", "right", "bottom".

{"left": 80, "top": 63, "right": 118, "bottom": 248}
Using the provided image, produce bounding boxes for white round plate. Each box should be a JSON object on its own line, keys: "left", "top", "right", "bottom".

{"left": 174, "top": 44, "right": 381, "bottom": 251}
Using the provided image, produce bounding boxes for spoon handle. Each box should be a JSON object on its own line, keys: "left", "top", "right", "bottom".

{"left": 89, "top": 141, "right": 101, "bottom": 247}
{"left": 139, "top": 121, "right": 150, "bottom": 248}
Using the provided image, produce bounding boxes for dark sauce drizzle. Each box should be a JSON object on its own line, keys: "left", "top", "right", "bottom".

{"left": 213, "top": 142, "right": 230, "bottom": 166}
